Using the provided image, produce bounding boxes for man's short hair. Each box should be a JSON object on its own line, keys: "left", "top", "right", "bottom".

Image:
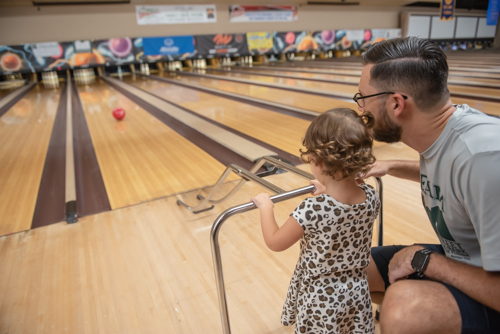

{"left": 362, "top": 37, "right": 449, "bottom": 110}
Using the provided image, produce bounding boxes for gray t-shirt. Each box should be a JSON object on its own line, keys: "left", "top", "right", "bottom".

{"left": 420, "top": 104, "right": 500, "bottom": 271}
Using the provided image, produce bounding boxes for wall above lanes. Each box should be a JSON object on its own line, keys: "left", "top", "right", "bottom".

{"left": 0, "top": 4, "right": 402, "bottom": 45}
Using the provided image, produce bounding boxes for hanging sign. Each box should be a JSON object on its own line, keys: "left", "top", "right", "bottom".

{"left": 136, "top": 5, "right": 216, "bottom": 25}
{"left": 440, "top": 0, "right": 455, "bottom": 21}
{"left": 229, "top": 5, "right": 297, "bottom": 22}
{"left": 487, "top": 0, "right": 499, "bottom": 25}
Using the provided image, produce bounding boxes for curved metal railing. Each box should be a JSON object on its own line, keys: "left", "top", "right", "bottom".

{"left": 207, "top": 156, "right": 383, "bottom": 333}
{"left": 177, "top": 156, "right": 312, "bottom": 213}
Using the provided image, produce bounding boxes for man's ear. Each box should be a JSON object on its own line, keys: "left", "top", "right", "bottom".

{"left": 390, "top": 93, "right": 406, "bottom": 118}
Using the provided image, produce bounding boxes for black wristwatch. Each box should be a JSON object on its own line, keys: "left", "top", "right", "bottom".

{"left": 411, "top": 249, "right": 434, "bottom": 278}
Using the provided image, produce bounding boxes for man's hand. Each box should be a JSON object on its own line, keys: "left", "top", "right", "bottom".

{"left": 357, "top": 160, "right": 421, "bottom": 183}
{"left": 388, "top": 245, "right": 425, "bottom": 284}
{"left": 358, "top": 161, "right": 391, "bottom": 180}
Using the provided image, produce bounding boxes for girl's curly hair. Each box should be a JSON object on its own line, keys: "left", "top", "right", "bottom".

{"left": 300, "top": 108, "right": 376, "bottom": 180}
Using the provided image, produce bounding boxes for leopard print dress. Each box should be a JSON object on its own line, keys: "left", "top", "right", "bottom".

{"left": 282, "top": 183, "right": 380, "bottom": 334}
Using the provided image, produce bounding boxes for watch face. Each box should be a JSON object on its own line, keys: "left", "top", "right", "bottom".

{"left": 412, "top": 251, "right": 428, "bottom": 270}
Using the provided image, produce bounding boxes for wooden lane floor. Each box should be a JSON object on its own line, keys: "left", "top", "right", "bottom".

{"left": 196, "top": 70, "right": 357, "bottom": 98}
{"left": 451, "top": 97, "right": 500, "bottom": 118}
{"left": 124, "top": 75, "right": 312, "bottom": 158}
{"left": 0, "top": 141, "right": 437, "bottom": 333}
{"left": 0, "top": 171, "right": 317, "bottom": 334}
{"left": 248, "top": 62, "right": 500, "bottom": 86}
{"left": 0, "top": 84, "right": 61, "bottom": 236}
{"left": 214, "top": 67, "right": 359, "bottom": 85}
{"left": 256, "top": 64, "right": 363, "bottom": 76}
{"left": 75, "top": 79, "right": 234, "bottom": 210}
{"left": 301, "top": 54, "right": 500, "bottom": 68}
{"left": 205, "top": 67, "right": 500, "bottom": 115}
{"left": 234, "top": 66, "right": 500, "bottom": 87}
{"left": 257, "top": 59, "right": 500, "bottom": 79}
{"left": 145, "top": 73, "right": 387, "bottom": 150}
{"left": 160, "top": 71, "right": 356, "bottom": 113}
{"left": 0, "top": 87, "right": 17, "bottom": 99}
{"left": 197, "top": 68, "right": 500, "bottom": 102}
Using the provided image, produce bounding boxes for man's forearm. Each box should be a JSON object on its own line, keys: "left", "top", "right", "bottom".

{"left": 425, "top": 252, "right": 500, "bottom": 312}
{"left": 386, "top": 160, "right": 420, "bottom": 182}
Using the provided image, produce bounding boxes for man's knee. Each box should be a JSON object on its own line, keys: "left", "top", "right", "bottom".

{"left": 379, "top": 280, "right": 420, "bottom": 328}
{"left": 379, "top": 280, "right": 461, "bottom": 334}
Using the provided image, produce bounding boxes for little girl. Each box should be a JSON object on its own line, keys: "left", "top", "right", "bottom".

{"left": 252, "top": 108, "right": 380, "bottom": 334}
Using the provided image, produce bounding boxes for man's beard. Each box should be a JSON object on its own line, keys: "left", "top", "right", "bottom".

{"left": 365, "top": 107, "right": 402, "bottom": 143}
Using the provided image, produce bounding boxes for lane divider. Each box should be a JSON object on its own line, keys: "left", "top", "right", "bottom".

{"left": 65, "top": 78, "right": 77, "bottom": 223}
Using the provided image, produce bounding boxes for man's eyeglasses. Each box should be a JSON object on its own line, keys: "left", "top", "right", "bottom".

{"left": 353, "top": 92, "right": 408, "bottom": 108}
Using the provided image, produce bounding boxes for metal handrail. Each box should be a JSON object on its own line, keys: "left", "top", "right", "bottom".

{"left": 375, "top": 177, "right": 383, "bottom": 247}
{"left": 177, "top": 163, "right": 284, "bottom": 213}
{"left": 177, "top": 156, "right": 314, "bottom": 214}
{"left": 211, "top": 184, "right": 316, "bottom": 334}
{"left": 210, "top": 176, "right": 383, "bottom": 334}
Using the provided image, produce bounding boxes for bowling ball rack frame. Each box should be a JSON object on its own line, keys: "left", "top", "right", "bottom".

{"left": 178, "top": 155, "right": 384, "bottom": 334}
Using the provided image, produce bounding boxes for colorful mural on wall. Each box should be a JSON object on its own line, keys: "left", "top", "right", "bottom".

{"left": 0, "top": 28, "right": 402, "bottom": 75}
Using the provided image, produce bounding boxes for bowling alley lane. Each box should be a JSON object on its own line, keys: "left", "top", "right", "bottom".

{"left": 0, "top": 84, "right": 60, "bottom": 235}
{"left": 75, "top": 79, "right": 232, "bottom": 210}
{"left": 223, "top": 67, "right": 359, "bottom": 85}
{"left": 0, "top": 87, "right": 17, "bottom": 99}
{"left": 448, "top": 77, "right": 500, "bottom": 87}
{"left": 447, "top": 84, "right": 500, "bottom": 101}
{"left": 194, "top": 70, "right": 358, "bottom": 97}
{"left": 124, "top": 75, "right": 310, "bottom": 157}
{"left": 259, "top": 61, "right": 500, "bottom": 83}
{"left": 449, "top": 97, "right": 500, "bottom": 118}
{"left": 213, "top": 65, "right": 500, "bottom": 101}
{"left": 255, "top": 64, "right": 363, "bottom": 76}
{"left": 161, "top": 72, "right": 356, "bottom": 113}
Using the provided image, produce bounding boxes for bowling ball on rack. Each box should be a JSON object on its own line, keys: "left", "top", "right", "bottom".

{"left": 321, "top": 30, "right": 335, "bottom": 45}
{"left": 112, "top": 107, "right": 126, "bottom": 120}
{"left": 1, "top": 53, "right": 22, "bottom": 72}
{"left": 109, "top": 38, "right": 133, "bottom": 58}
{"left": 285, "top": 32, "right": 296, "bottom": 45}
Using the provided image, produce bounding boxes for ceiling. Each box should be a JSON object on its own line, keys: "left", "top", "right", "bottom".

{"left": 0, "top": 0, "right": 491, "bottom": 10}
